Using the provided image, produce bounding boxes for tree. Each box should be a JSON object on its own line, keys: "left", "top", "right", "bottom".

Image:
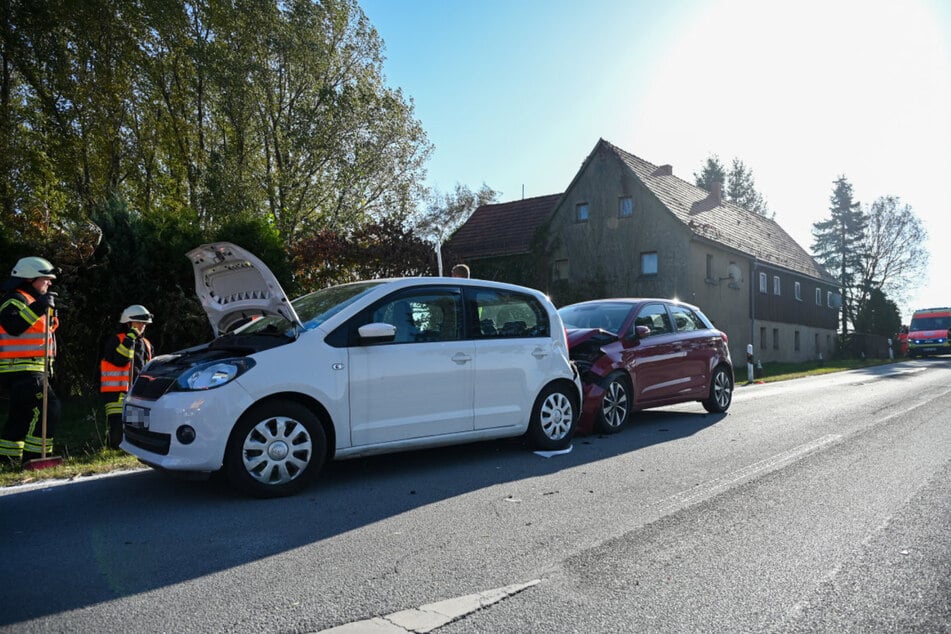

{"left": 412, "top": 183, "right": 498, "bottom": 275}
{"left": 1, "top": 0, "right": 432, "bottom": 237}
{"left": 812, "top": 176, "right": 867, "bottom": 335}
{"left": 857, "top": 195, "right": 928, "bottom": 308}
{"left": 290, "top": 217, "right": 435, "bottom": 289}
{"left": 726, "top": 158, "right": 770, "bottom": 217}
{"left": 695, "top": 154, "right": 771, "bottom": 216}
{"left": 852, "top": 287, "right": 901, "bottom": 338}
{"left": 693, "top": 154, "right": 726, "bottom": 193}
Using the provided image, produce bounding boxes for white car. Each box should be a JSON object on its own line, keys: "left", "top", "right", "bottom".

{"left": 122, "top": 242, "right": 581, "bottom": 497}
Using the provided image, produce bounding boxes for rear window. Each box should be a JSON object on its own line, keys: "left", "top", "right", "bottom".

{"left": 469, "top": 289, "right": 550, "bottom": 338}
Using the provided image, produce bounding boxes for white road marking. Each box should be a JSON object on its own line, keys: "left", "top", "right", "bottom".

{"left": 316, "top": 580, "right": 541, "bottom": 633}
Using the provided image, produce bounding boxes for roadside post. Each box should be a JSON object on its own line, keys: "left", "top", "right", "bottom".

{"left": 888, "top": 338, "right": 894, "bottom": 360}
{"left": 746, "top": 344, "right": 754, "bottom": 383}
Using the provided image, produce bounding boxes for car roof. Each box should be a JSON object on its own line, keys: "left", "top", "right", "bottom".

{"left": 350, "top": 276, "right": 554, "bottom": 298}
{"left": 559, "top": 298, "right": 702, "bottom": 310}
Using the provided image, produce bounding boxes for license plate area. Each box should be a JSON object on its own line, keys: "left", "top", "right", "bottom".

{"left": 124, "top": 404, "right": 151, "bottom": 429}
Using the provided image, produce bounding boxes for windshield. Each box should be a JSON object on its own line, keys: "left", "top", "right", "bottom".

{"left": 238, "top": 281, "right": 386, "bottom": 335}
{"left": 910, "top": 315, "right": 951, "bottom": 331}
{"left": 558, "top": 303, "right": 632, "bottom": 335}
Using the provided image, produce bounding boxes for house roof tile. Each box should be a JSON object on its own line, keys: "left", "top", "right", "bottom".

{"left": 601, "top": 140, "right": 836, "bottom": 283}
{"left": 447, "top": 193, "right": 561, "bottom": 259}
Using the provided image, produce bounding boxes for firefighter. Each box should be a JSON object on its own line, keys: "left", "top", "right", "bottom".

{"left": 100, "top": 304, "right": 154, "bottom": 449}
{"left": 0, "top": 256, "right": 60, "bottom": 468}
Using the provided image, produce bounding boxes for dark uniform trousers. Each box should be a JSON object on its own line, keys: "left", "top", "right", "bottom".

{"left": 0, "top": 371, "right": 60, "bottom": 464}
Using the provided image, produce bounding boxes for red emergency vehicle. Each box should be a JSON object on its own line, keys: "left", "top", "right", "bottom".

{"left": 906, "top": 307, "right": 951, "bottom": 357}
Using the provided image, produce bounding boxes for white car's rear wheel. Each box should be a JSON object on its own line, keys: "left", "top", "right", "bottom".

{"left": 527, "top": 383, "right": 577, "bottom": 450}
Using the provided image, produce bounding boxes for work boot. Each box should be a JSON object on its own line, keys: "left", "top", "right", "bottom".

{"left": 108, "top": 422, "right": 123, "bottom": 449}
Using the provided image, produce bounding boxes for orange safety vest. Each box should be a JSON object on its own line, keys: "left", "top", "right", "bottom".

{"left": 100, "top": 333, "right": 153, "bottom": 392}
{"left": 0, "top": 289, "right": 58, "bottom": 373}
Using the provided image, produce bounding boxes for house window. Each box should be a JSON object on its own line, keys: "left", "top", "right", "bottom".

{"left": 773, "top": 275, "right": 781, "bottom": 295}
{"left": 553, "top": 259, "right": 569, "bottom": 280}
{"left": 795, "top": 281, "right": 802, "bottom": 301}
{"left": 773, "top": 328, "right": 780, "bottom": 350}
{"left": 706, "top": 254, "right": 713, "bottom": 280}
{"left": 816, "top": 288, "right": 822, "bottom": 305}
{"left": 576, "top": 203, "right": 589, "bottom": 223}
{"left": 795, "top": 330, "right": 801, "bottom": 351}
{"left": 815, "top": 333, "right": 820, "bottom": 353}
{"left": 759, "top": 272, "right": 767, "bottom": 293}
{"left": 618, "top": 196, "right": 633, "bottom": 218}
{"left": 760, "top": 326, "right": 767, "bottom": 350}
{"left": 827, "top": 291, "right": 833, "bottom": 308}
{"left": 641, "top": 252, "right": 658, "bottom": 275}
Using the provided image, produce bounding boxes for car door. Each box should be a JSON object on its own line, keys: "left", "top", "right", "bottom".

{"left": 348, "top": 287, "right": 475, "bottom": 445}
{"left": 667, "top": 304, "right": 713, "bottom": 396}
{"left": 467, "top": 287, "right": 553, "bottom": 431}
{"left": 627, "top": 302, "right": 685, "bottom": 403}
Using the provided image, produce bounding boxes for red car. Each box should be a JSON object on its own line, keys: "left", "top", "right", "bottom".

{"left": 558, "top": 298, "right": 734, "bottom": 435}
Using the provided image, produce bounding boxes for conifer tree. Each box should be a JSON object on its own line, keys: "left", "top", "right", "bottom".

{"left": 812, "top": 176, "right": 867, "bottom": 335}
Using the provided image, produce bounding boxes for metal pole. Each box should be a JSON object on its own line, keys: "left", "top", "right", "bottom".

{"left": 40, "top": 306, "right": 51, "bottom": 459}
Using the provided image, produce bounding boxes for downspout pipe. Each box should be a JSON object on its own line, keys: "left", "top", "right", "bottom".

{"left": 750, "top": 258, "right": 758, "bottom": 354}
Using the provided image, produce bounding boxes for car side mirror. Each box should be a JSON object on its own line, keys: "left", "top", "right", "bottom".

{"left": 358, "top": 322, "right": 397, "bottom": 343}
{"left": 634, "top": 325, "right": 651, "bottom": 339}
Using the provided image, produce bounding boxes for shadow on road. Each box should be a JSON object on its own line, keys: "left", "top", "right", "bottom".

{"left": 0, "top": 408, "right": 722, "bottom": 626}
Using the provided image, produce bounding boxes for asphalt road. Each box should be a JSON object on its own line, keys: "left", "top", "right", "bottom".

{"left": 1, "top": 358, "right": 949, "bottom": 633}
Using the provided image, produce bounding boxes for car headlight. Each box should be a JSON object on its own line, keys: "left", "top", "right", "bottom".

{"left": 174, "top": 358, "right": 256, "bottom": 391}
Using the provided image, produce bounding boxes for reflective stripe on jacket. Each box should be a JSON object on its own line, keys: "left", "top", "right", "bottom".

{"left": 0, "top": 289, "right": 57, "bottom": 373}
{"left": 100, "top": 333, "right": 153, "bottom": 393}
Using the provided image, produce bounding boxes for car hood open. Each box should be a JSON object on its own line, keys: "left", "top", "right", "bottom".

{"left": 186, "top": 241, "right": 303, "bottom": 336}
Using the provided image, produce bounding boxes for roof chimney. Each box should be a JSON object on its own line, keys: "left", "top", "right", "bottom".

{"left": 710, "top": 181, "right": 722, "bottom": 205}
{"left": 652, "top": 164, "right": 673, "bottom": 177}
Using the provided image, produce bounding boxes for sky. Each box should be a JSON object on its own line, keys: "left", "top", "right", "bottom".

{"left": 360, "top": 0, "right": 951, "bottom": 322}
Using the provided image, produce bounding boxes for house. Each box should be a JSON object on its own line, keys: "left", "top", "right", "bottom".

{"left": 447, "top": 193, "right": 561, "bottom": 288}
{"left": 446, "top": 139, "right": 839, "bottom": 365}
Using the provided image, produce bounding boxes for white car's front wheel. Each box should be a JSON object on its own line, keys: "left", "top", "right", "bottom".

{"left": 225, "top": 400, "right": 327, "bottom": 498}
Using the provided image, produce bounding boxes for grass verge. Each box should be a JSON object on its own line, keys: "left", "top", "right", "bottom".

{"left": 0, "top": 396, "right": 142, "bottom": 488}
{"left": 738, "top": 358, "right": 896, "bottom": 383}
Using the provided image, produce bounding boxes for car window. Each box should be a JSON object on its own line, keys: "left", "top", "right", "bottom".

{"left": 670, "top": 306, "right": 705, "bottom": 332}
{"left": 558, "top": 303, "right": 630, "bottom": 334}
{"left": 371, "top": 290, "right": 463, "bottom": 343}
{"left": 469, "top": 289, "right": 549, "bottom": 338}
{"left": 633, "top": 303, "right": 672, "bottom": 336}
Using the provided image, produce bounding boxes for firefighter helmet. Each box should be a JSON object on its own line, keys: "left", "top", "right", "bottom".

{"left": 120, "top": 304, "right": 154, "bottom": 324}
{"left": 11, "top": 256, "right": 57, "bottom": 279}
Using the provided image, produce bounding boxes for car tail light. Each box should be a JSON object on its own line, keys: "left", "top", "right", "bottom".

{"left": 720, "top": 330, "right": 728, "bottom": 344}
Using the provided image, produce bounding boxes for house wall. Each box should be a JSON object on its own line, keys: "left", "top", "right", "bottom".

{"left": 752, "top": 319, "right": 837, "bottom": 364}
{"left": 751, "top": 263, "right": 838, "bottom": 329}
{"left": 686, "top": 241, "right": 752, "bottom": 366}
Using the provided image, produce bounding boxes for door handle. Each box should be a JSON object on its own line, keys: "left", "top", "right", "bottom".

{"left": 451, "top": 353, "right": 472, "bottom": 365}
{"left": 532, "top": 348, "right": 549, "bottom": 359}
